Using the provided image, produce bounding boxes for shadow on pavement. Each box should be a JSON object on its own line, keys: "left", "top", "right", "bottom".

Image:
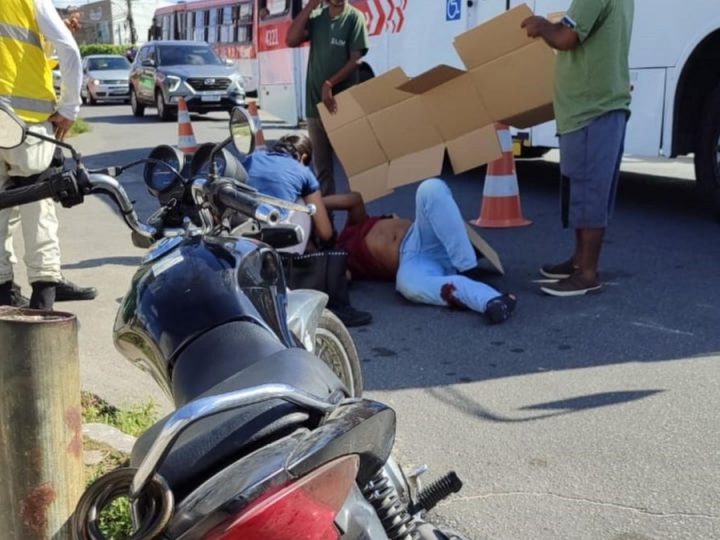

{"left": 86, "top": 111, "right": 230, "bottom": 125}
{"left": 64, "top": 256, "right": 142, "bottom": 269}
{"left": 425, "top": 387, "right": 665, "bottom": 423}
{"left": 352, "top": 160, "right": 720, "bottom": 403}
{"left": 74, "top": 142, "right": 720, "bottom": 413}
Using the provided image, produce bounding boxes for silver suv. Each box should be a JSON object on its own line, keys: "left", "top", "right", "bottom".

{"left": 129, "top": 41, "right": 245, "bottom": 121}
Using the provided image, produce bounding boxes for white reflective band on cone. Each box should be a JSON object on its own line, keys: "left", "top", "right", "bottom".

{"left": 483, "top": 174, "right": 520, "bottom": 197}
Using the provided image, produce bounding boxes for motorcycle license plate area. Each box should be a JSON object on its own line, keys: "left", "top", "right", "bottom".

{"left": 202, "top": 94, "right": 222, "bottom": 102}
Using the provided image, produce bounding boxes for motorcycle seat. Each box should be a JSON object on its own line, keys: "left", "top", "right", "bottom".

{"left": 130, "top": 321, "right": 345, "bottom": 499}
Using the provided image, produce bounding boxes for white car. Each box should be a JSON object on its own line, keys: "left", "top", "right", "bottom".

{"left": 52, "top": 68, "right": 61, "bottom": 95}
{"left": 81, "top": 54, "right": 131, "bottom": 105}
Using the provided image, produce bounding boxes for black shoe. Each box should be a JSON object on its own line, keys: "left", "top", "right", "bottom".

{"left": 11, "top": 282, "right": 29, "bottom": 308}
{"left": 485, "top": 294, "right": 517, "bottom": 325}
{"left": 55, "top": 277, "right": 97, "bottom": 302}
{"left": 329, "top": 305, "right": 373, "bottom": 327}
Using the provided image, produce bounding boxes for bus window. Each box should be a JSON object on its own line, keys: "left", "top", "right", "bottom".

{"left": 235, "top": 2, "right": 253, "bottom": 43}
{"left": 220, "top": 6, "right": 233, "bottom": 43}
{"left": 194, "top": 10, "right": 206, "bottom": 41}
{"left": 162, "top": 15, "right": 170, "bottom": 40}
{"left": 177, "top": 12, "right": 186, "bottom": 39}
{"left": 259, "top": 0, "right": 290, "bottom": 20}
{"left": 186, "top": 11, "right": 194, "bottom": 41}
{"left": 208, "top": 8, "right": 219, "bottom": 43}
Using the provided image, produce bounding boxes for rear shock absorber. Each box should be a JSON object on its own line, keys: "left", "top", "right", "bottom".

{"left": 362, "top": 470, "right": 419, "bottom": 540}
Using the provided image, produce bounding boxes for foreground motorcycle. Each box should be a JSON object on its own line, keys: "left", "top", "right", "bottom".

{"left": 0, "top": 104, "right": 466, "bottom": 540}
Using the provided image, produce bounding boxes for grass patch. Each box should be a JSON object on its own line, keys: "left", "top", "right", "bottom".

{"left": 82, "top": 393, "right": 159, "bottom": 539}
{"left": 68, "top": 117, "right": 91, "bottom": 137}
{"left": 82, "top": 391, "right": 158, "bottom": 437}
{"left": 83, "top": 437, "right": 133, "bottom": 539}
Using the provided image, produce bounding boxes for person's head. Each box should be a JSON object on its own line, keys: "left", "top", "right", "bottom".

{"left": 271, "top": 134, "right": 313, "bottom": 166}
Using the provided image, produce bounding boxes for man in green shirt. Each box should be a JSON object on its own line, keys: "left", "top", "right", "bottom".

{"left": 522, "top": 0, "right": 634, "bottom": 297}
{"left": 287, "top": 0, "right": 369, "bottom": 196}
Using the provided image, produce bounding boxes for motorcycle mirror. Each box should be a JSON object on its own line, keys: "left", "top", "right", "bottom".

{"left": 0, "top": 103, "right": 28, "bottom": 150}
{"left": 229, "top": 106, "right": 256, "bottom": 157}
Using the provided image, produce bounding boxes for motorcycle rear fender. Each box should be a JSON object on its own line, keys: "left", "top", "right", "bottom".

{"left": 169, "top": 399, "right": 395, "bottom": 539}
{"left": 286, "top": 289, "right": 328, "bottom": 351}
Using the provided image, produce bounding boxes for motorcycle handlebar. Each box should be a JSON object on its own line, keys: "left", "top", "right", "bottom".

{"left": 0, "top": 180, "right": 55, "bottom": 210}
{"left": 213, "top": 182, "right": 281, "bottom": 225}
{"left": 87, "top": 173, "right": 157, "bottom": 241}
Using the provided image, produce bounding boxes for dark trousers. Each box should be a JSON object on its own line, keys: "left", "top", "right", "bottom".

{"left": 307, "top": 117, "right": 336, "bottom": 196}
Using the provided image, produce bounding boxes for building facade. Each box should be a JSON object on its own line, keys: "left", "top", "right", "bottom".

{"left": 62, "top": 0, "right": 170, "bottom": 45}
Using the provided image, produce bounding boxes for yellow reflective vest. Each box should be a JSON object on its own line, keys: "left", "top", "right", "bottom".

{"left": 0, "top": 0, "right": 57, "bottom": 123}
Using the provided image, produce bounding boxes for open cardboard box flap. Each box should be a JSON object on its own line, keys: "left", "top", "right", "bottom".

{"left": 318, "top": 3, "right": 555, "bottom": 202}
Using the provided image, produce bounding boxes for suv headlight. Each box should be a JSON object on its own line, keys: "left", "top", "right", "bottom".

{"left": 160, "top": 74, "right": 182, "bottom": 92}
{"left": 166, "top": 75, "right": 182, "bottom": 92}
{"left": 230, "top": 75, "right": 245, "bottom": 92}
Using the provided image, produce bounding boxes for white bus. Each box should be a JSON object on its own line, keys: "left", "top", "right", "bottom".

{"left": 159, "top": 0, "right": 720, "bottom": 208}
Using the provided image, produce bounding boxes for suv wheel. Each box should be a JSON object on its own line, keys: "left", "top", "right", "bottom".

{"left": 156, "top": 90, "right": 173, "bottom": 121}
{"left": 130, "top": 87, "right": 144, "bottom": 117}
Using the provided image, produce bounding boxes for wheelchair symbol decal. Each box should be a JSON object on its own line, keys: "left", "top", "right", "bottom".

{"left": 446, "top": 0, "right": 461, "bottom": 21}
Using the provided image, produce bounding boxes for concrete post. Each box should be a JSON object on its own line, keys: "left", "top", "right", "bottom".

{"left": 0, "top": 307, "right": 83, "bottom": 540}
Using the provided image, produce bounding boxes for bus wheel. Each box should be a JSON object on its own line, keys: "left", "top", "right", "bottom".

{"left": 695, "top": 82, "right": 720, "bottom": 214}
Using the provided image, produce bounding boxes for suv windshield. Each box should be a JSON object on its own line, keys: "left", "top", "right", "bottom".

{"left": 157, "top": 45, "right": 222, "bottom": 67}
{"left": 87, "top": 57, "right": 130, "bottom": 71}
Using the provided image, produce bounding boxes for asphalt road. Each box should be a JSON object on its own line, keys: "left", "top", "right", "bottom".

{"left": 18, "top": 103, "right": 719, "bottom": 540}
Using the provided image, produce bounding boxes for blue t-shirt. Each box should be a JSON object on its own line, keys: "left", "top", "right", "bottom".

{"left": 243, "top": 151, "right": 320, "bottom": 202}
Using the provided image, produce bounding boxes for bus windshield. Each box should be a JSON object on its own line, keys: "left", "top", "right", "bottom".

{"left": 157, "top": 44, "right": 222, "bottom": 66}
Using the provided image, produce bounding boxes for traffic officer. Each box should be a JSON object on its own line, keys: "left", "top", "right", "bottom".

{"left": 0, "top": 0, "right": 83, "bottom": 309}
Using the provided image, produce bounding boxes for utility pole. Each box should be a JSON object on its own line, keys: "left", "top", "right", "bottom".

{"left": 125, "top": 0, "right": 137, "bottom": 44}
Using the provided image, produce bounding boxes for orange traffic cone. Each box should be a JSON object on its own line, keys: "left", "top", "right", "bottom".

{"left": 177, "top": 97, "right": 198, "bottom": 156}
{"left": 247, "top": 101, "right": 266, "bottom": 147}
{"left": 471, "top": 123, "right": 532, "bottom": 228}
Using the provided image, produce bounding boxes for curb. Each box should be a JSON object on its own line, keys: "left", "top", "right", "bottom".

{"left": 83, "top": 422, "right": 137, "bottom": 455}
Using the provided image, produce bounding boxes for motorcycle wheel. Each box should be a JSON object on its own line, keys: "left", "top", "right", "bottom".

{"left": 315, "top": 309, "right": 363, "bottom": 397}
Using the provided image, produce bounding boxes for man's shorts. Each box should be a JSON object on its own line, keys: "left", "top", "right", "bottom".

{"left": 559, "top": 110, "right": 628, "bottom": 228}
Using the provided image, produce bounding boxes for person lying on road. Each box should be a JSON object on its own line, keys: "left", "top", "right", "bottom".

{"left": 330, "top": 179, "right": 517, "bottom": 324}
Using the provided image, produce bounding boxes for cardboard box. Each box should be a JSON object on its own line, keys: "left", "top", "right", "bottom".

{"left": 319, "top": 3, "right": 555, "bottom": 202}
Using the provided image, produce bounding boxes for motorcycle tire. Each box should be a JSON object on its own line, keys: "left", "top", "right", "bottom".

{"left": 315, "top": 309, "right": 363, "bottom": 397}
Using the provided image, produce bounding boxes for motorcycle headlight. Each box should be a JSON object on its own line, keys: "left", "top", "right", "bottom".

{"left": 165, "top": 75, "right": 181, "bottom": 92}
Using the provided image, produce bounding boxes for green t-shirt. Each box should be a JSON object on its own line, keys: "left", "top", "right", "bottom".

{"left": 305, "top": 5, "right": 369, "bottom": 119}
{"left": 554, "top": 0, "right": 634, "bottom": 135}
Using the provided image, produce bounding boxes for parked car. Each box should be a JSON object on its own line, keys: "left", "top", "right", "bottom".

{"left": 81, "top": 55, "right": 131, "bottom": 105}
{"left": 129, "top": 40, "right": 246, "bottom": 121}
{"left": 52, "top": 68, "right": 61, "bottom": 95}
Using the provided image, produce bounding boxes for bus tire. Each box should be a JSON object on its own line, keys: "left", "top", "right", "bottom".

{"left": 694, "top": 82, "right": 720, "bottom": 213}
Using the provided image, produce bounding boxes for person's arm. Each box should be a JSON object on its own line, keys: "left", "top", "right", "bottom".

{"left": 35, "top": 0, "right": 82, "bottom": 139}
{"left": 286, "top": 0, "right": 321, "bottom": 47}
{"left": 321, "top": 50, "right": 364, "bottom": 113}
{"left": 323, "top": 192, "right": 368, "bottom": 226}
{"left": 522, "top": 0, "right": 607, "bottom": 51}
{"left": 321, "top": 10, "right": 370, "bottom": 113}
{"left": 304, "top": 190, "right": 334, "bottom": 243}
{"left": 521, "top": 16, "right": 579, "bottom": 50}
